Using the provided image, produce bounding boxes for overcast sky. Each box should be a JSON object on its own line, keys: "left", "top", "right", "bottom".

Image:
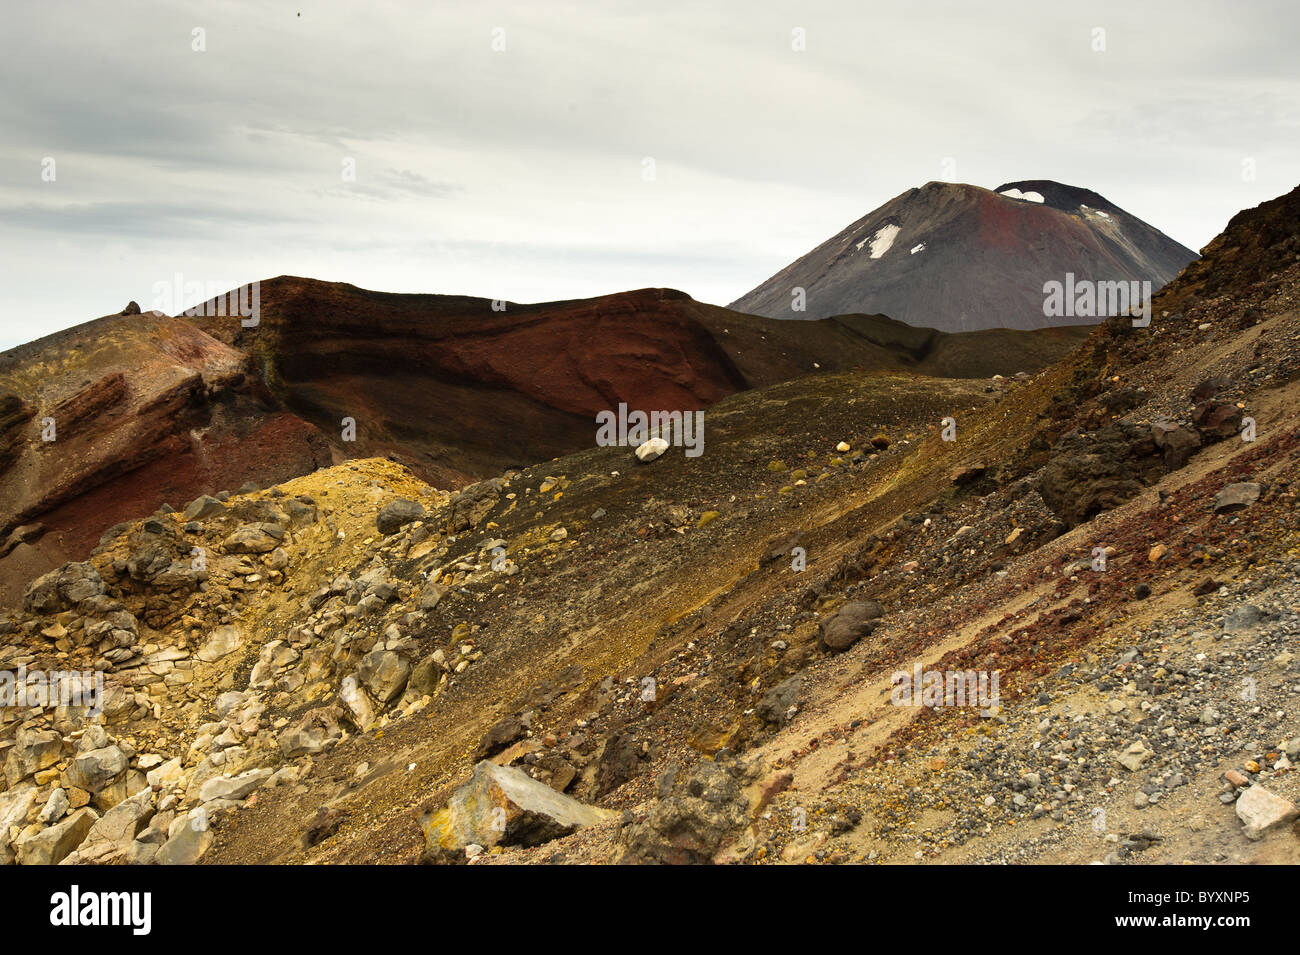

{"left": 1, "top": 0, "right": 1297, "bottom": 349}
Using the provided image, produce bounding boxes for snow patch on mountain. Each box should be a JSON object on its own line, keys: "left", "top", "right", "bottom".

{"left": 860, "top": 223, "right": 900, "bottom": 258}
{"left": 1000, "top": 188, "right": 1044, "bottom": 203}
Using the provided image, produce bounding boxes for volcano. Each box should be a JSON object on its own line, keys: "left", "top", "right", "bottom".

{"left": 730, "top": 180, "right": 1198, "bottom": 332}
{"left": 0, "top": 278, "right": 1088, "bottom": 600}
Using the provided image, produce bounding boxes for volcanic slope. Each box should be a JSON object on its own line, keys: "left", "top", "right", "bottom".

{"left": 4, "top": 187, "right": 1295, "bottom": 868}
{"left": 0, "top": 277, "right": 1089, "bottom": 603}
{"left": 731, "top": 180, "right": 1197, "bottom": 332}
{"left": 188, "top": 277, "right": 1090, "bottom": 485}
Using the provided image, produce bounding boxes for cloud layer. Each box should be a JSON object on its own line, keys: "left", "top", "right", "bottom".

{"left": 2, "top": 0, "right": 1297, "bottom": 348}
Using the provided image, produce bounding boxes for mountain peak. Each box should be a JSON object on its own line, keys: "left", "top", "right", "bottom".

{"left": 730, "top": 179, "right": 1197, "bottom": 332}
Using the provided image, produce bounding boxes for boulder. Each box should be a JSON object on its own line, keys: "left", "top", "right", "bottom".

{"left": 198, "top": 768, "right": 273, "bottom": 804}
{"left": 422, "top": 761, "right": 613, "bottom": 862}
{"left": 1193, "top": 400, "right": 1243, "bottom": 440}
{"left": 196, "top": 624, "right": 245, "bottom": 663}
{"left": 407, "top": 654, "right": 444, "bottom": 697}
{"left": 182, "top": 495, "right": 226, "bottom": 521}
{"left": 22, "top": 561, "right": 105, "bottom": 614}
{"left": 357, "top": 649, "right": 409, "bottom": 704}
{"left": 154, "top": 818, "right": 213, "bottom": 865}
{"left": 0, "top": 785, "right": 38, "bottom": 861}
{"left": 61, "top": 787, "right": 153, "bottom": 864}
{"left": 1213, "top": 482, "right": 1261, "bottom": 513}
{"left": 418, "top": 580, "right": 447, "bottom": 610}
{"left": 377, "top": 499, "right": 425, "bottom": 535}
{"left": 818, "top": 600, "right": 884, "bottom": 653}
{"left": 15, "top": 807, "right": 98, "bottom": 866}
{"left": 339, "top": 675, "right": 376, "bottom": 731}
{"left": 756, "top": 674, "right": 804, "bottom": 725}
{"left": 64, "top": 745, "right": 128, "bottom": 794}
{"left": 1036, "top": 422, "right": 1161, "bottom": 527}
{"left": 476, "top": 715, "right": 527, "bottom": 759}
{"left": 39, "top": 787, "right": 69, "bottom": 824}
{"left": 445, "top": 479, "right": 501, "bottom": 533}
{"left": 277, "top": 707, "right": 343, "bottom": 758}
{"left": 1151, "top": 420, "right": 1201, "bottom": 469}
{"left": 222, "top": 522, "right": 285, "bottom": 554}
{"left": 4, "top": 728, "right": 63, "bottom": 786}
{"left": 1235, "top": 785, "right": 1299, "bottom": 840}
{"left": 619, "top": 759, "right": 754, "bottom": 864}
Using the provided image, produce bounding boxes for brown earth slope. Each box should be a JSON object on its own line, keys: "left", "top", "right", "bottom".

{"left": 0, "top": 280, "right": 1087, "bottom": 602}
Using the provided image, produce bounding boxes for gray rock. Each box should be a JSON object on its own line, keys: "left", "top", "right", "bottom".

{"left": 1223, "top": 604, "right": 1263, "bottom": 632}
{"left": 620, "top": 759, "right": 754, "bottom": 864}
{"left": 422, "top": 761, "right": 613, "bottom": 862}
{"left": 419, "top": 580, "right": 448, "bottom": 610}
{"left": 357, "top": 649, "right": 410, "bottom": 704}
{"left": 377, "top": 498, "right": 425, "bottom": 535}
{"left": 182, "top": 495, "right": 226, "bottom": 521}
{"left": 407, "top": 655, "right": 444, "bottom": 697}
{"left": 1151, "top": 420, "right": 1201, "bottom": 469}
{"left": 198, "top": 768, "right": 273, "bottom": 803}
{"left": 818, "top": 600, "right": 884, "bottom": 653}
{"left": 222, "top": 522, "right": 286, "bottom": 554}
{"left": 1213, "top": 482, "right": 1261, "bottom": 513}
{"left": 22, "top": 561, "right": 105, "bottom": 614}
{"left": 64, "top": 745, "right": 129, "bottom": 794}
{"left": 38, "top": 788, "right": 69, "bottom": 824}
{"left": 756, "top": 674, "right": 804, "bottom": 725}
{"left": 277, "top": 707, "right": 343, "bottom": 758}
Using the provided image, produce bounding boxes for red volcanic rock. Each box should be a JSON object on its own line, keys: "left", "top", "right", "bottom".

{"left": 1, "top": 277, "right": 1086, "bottom": 601}
{"left": 189, "top": 277, "right": 1089, "bottom": 488}
{"left": 0, "top": 311, "right": 331, "bottom": 603}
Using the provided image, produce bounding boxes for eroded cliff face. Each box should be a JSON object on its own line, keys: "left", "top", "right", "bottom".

{"left": 0, "top": 278, "right": 1089, "bottom": 606}
{"left": 0, "top": 312, "right": 332, "bottom": 604}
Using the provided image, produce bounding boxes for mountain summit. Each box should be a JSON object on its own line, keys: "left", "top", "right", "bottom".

{"left": 730, "top": 180, "right": 1197, "bottom": 332}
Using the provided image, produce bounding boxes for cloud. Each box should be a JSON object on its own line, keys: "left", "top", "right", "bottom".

{"left": 1, "top": 0, "right": 1297, "bottom": 347}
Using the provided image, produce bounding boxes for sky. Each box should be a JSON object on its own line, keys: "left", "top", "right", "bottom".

{"left": 1, "top": 0, "right": 1297, "bottom": 349}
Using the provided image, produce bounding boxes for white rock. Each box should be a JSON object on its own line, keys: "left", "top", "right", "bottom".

{"left": 634, "top": 437, "right": 669, "bottom": 463}
{"left": 1235, "top": 785, "right": 1299, "bottom": 840}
